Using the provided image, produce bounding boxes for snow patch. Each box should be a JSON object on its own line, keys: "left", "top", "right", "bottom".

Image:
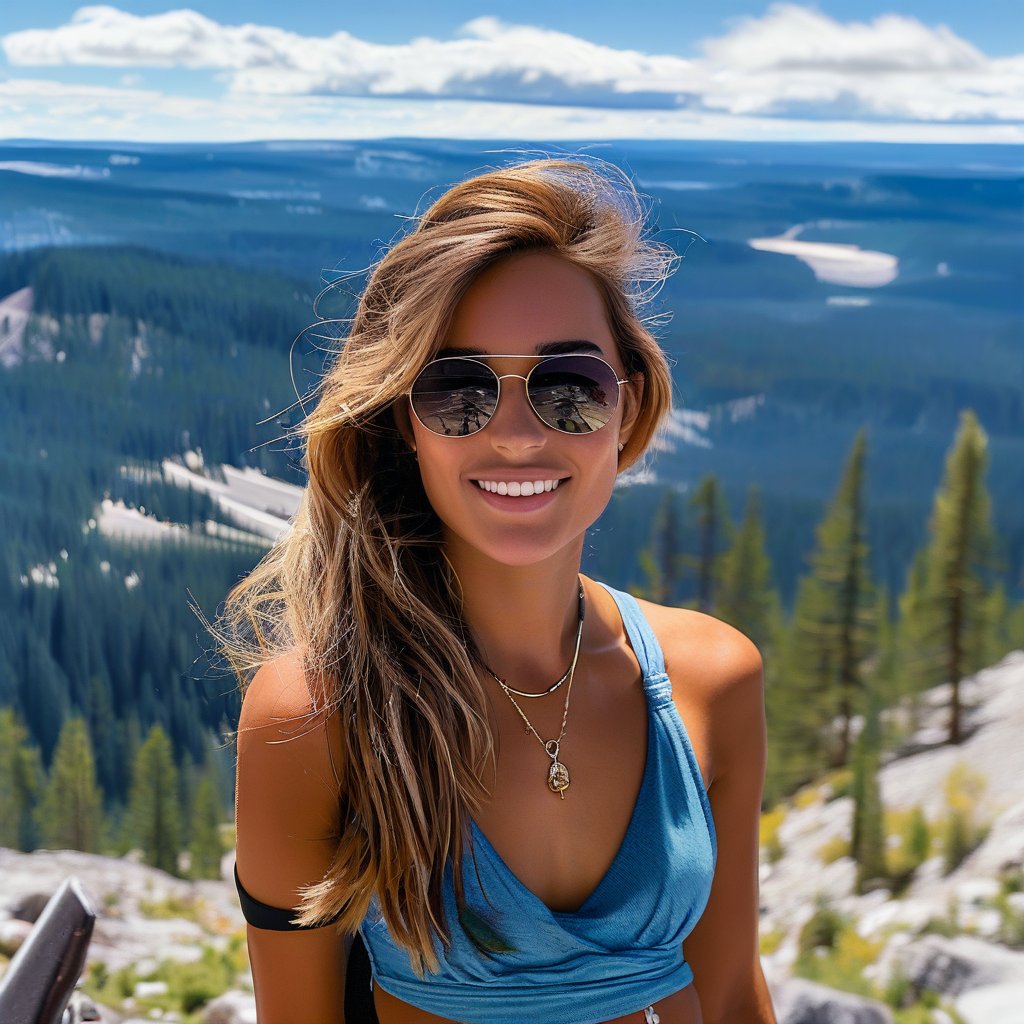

{"left": 749, "top": 223, "right": 898, "bottom": 287}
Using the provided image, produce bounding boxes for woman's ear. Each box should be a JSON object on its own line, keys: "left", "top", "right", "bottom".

{"left": 617, "top": 371, "right": 645, "bottom": 451}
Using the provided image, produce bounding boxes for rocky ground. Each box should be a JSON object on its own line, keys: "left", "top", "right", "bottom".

{"left": 759, "top": 648, "right": 1024, "bottom": 1022}
{"left": 2, "top": 651, "right": 1022, "bottom": 1022}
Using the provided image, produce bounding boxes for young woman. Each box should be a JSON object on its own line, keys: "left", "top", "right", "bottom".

{"left": 224, "top": 157, "right": 776, "bottom": 1023}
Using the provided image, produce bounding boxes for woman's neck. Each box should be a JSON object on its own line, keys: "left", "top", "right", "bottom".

{"left": 441, "top": 538, "right": 587, "bottom": 687}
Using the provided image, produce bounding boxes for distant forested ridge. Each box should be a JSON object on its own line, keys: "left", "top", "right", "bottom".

{"left": 1, "top": 137, "right": 1022, "bottom": 868}
{"left": 0, "top": 246, "right": 319, "bottom": 858}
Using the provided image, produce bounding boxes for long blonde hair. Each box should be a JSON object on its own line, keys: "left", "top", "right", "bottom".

{"left": 210, "top": 156, "right": 679, "bottom": 976}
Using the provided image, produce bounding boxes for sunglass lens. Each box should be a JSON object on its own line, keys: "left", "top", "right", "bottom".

{"left": 411, "top": 359, "right": 498, "bottom": 436}
{"left": 528, "top": 356, "right": 619, "bottom": 433}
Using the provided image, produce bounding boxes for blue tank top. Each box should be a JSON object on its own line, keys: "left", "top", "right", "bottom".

{"left": 358, "top": 580, "right": 718, "bottom": 1024}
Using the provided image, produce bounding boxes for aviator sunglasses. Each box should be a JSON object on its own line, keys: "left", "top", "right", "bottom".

{"left": 408, "top": 353, "right": 631, "bottom": 438}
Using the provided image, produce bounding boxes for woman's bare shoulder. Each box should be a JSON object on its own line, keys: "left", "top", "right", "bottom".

{"left": 637, "top": 599, "right": 762, "bottom": 691}
{"left": 235, "top": 651, "right": 346, "bottom": 902}
{"left": 636, "top": 599, "right": 764, "bottom": 786}
{"left": 238, "top": 649, "right": 344, "bottom": 776}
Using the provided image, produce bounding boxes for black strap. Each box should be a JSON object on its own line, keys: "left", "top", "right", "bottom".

{"left": 234, "top": 861, "right": 345, "bottom": 931}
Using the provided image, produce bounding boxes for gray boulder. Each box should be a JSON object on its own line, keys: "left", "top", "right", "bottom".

{"left": 772, "top": 977, "right": 893, "bottom": 1024}
{"left": 202, "top": 990, "right": 258, "bottom": 1024}
{"left": 889, "top": 933, "right": 1024, "bottom": 998}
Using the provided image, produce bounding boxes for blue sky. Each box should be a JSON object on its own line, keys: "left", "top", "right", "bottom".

{"left": 1, "top": 2, "right": 1021, "bottom": 142}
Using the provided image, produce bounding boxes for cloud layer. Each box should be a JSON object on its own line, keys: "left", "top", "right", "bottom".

{"left": 2, "top": 4, "right": 1022, "bottom": 141}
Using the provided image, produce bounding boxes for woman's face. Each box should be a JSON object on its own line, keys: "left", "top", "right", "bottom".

{"left": 396, "top": 249, "right": 641, "bottom": 569}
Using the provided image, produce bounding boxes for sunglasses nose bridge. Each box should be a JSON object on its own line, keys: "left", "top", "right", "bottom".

{"left": 489, "top": 370, "right": 547, "bottom": 432}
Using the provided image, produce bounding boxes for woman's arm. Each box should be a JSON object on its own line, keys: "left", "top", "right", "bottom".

{"left": 675, "top": 622, "right": 778, "bottom": 1024}
{"left": 235, "top": 652, "right": 353, "bottom": 1023}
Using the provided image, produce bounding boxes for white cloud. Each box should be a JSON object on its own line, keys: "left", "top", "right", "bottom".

{"left": 2, "top": 8, "right": 703, "bottom": 108}
{"left": 693, "top": 5, "right": 1024, "bottom": 122}
{"left": 1, "top": 76, "right": 1020, "bottom": 145}
{"left": 703, "top": 4, "right": 986, "bottom": 73}
{"left": 1, "top": 4, "right": 1022, "bottom": 137}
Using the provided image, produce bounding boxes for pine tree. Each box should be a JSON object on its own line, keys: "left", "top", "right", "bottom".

{"left": 980, "top": 581, "right": 1011, "bottom": 668}
{"left": 770, "top": 576, "right": 838, "bottom": 794}
{"left": 642, "top": 488, "right": 685, "bottom": 604}
{"left": 851, "top": 686, "right": 886, "bottom": 893}
{"left": 177, "top": 748, "right": 197, "bottom": 848}
{"left": 919, "top": 410, "right": 999, "bottom": 744}
{"left": 686, "top": 475, "right": 728, "bottom": 614}
{"left": 714, "top": 484, "right": 782, "bottom": 654}
{"left": 905, "top": 806, "right": 930, "bottom": 869}
{"left": 189, "top": 769, "right": 225, "bottom": 880}
{"left": 0, "top": 707, "right": 46, "bottom": 851}
{"left": 1007, "top": 597, "right": 1024, "bottom": 653}
{"left": 870, "top": 585, "right": 900, "bottom": 742}
{"left": 895, "top": 549, "right": 945, "bottom": 734}
{"left": 34, "top": 716, "right": 104, "bottom": 853}
{"left": 128, "top": 722, "right": 181, "bottom": 874}
{"left": 787, "top": 428, "right": 876, "bottom": 768}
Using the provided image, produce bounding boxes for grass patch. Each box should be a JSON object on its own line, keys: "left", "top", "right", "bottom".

{"left": 759, "top": 926, "right": 785, "bottom": 956}
{"left": 939, "top": 761, "right": 991, "bottom": 874}
{"left": 818, "top": 834, "right": 850, "bottom": 865}
{"left": 795, "top": 919, "right": 884, "bottom": 998}
{"left": 760, "top": 804, "right": 787, "bottom": 864}
{"left": 82, "top": 938, "right": 249, "bottom": 1022}
{"left": 820, "top": 767, "right": 854, "bottom": 802}
{"left": 793, "top": 784, "right": 822, "bottom": 810}
{"left": 138, "top": 892, "right": 204, "bottom": 922}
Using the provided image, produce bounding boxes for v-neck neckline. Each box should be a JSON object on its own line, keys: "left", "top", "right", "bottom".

{"left": 469, "top": 684, "right": 655, "bottom": 919}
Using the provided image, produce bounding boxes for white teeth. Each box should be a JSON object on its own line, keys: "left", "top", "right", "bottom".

{"left": 474, "top": 478, "right": 564, "bottom": 496}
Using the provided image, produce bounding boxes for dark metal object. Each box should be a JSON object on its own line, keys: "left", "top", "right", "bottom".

{"left": 0, "top": 876, "right": 97, "bottom": 1024}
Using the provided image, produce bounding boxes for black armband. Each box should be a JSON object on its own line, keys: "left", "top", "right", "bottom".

{"left": 234, "top": 861, "right": 345, "bottom": 931}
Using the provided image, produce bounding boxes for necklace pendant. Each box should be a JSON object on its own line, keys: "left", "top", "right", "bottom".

{"left": 547, "top": 758, "right": 570, "bottom": 798}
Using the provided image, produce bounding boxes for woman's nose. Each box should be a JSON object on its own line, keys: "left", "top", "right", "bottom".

{"left": 488, "top": 373, "right": 548, "bottom": 449}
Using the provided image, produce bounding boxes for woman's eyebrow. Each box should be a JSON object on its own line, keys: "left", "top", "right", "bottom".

{"left": 435, "top": 339, "right": 604, "bottom": 358}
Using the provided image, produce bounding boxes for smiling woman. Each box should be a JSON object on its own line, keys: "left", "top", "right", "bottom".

{"left": 210, "top": 155, "right": 777, "bottom": 1024}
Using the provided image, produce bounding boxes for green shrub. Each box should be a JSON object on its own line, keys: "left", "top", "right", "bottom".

{"left": 883, "top": 965, "right": 912, "bottom": 1008}
{"left": 992, "top": 890, "right": 1024, "bottom": 948}
{"left": 158, "top": 944, "right": 235, "bottom": 1014}
{"left": 880, "top": 805, "right": 932, "bottom": 897}
{"left": 905, "top": 805, "right": 930, "bottom": 866}
{"left": 819, "top": 834, "right": 850, "bottom": 865}
{"left": 795, "top": 912, "right": 882, "bottom": 998}
{"left": 942, "top": 809, "right": 973, "bottom": 874}
{"left": 823, "top": 767, "right": 854, "bottom": 801}
{"left": 759, "top": 927, "right": 784, "bottom": 955}
{"left": 760, "top": 804, "right": 786, "bottom": 864}
{"left": 940, "top": 761, "right": 989, "bottom": 874}
{"left": 798, "top": 901, "right": 847, "bottom": 957}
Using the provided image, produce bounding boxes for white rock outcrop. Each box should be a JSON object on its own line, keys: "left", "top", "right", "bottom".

{"left": 759, "top": 650, "right": 1024, "bottom": 1021}
{"left": 0, "top": 846, "right": 245, "bottom": 975}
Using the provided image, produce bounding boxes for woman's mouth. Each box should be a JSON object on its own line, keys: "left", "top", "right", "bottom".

{"left": 468, "top": 476, "right": 569, "bottom": 511}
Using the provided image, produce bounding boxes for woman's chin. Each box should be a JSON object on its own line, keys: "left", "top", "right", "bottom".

{"left": 441, "top": 523, "right": 582, "bottom": 570}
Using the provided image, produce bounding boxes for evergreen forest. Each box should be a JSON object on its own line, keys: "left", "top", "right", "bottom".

{"left": 0, "top": 139, "right": 1021, "bottom": 891}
